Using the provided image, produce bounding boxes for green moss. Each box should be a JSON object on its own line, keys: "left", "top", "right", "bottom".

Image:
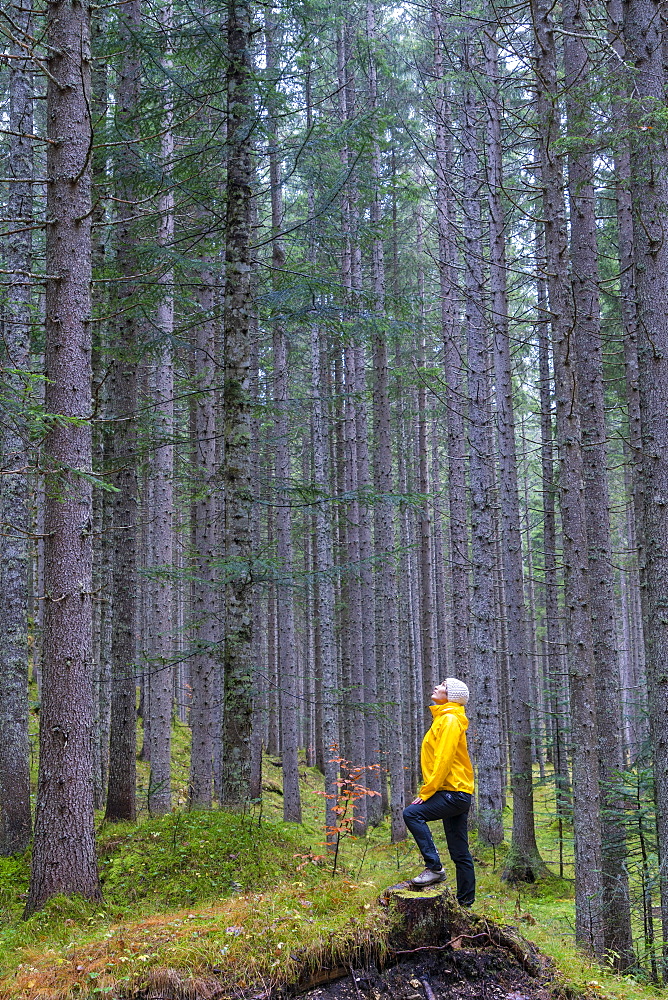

{"left": 1, "top": 748, "right": 662, "bottom": 1000}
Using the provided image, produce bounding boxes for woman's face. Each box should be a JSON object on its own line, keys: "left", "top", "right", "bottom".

{"left": 431, "top": 682, "right": 449, "bottom": 704}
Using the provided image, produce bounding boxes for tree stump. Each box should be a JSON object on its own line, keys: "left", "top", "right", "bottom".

{"left": 380, "top": 882, "right": 467, "bottom": 951}
{"left": 379, "top": 883, "right": 544, "bottom": 977}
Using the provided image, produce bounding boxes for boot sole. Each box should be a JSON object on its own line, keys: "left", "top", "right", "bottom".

{"left": 409, "top": 875, "right": 446, "bottom": 889}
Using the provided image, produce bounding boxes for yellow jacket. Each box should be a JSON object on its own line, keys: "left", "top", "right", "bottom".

{"left": 419, "top": 702, "right": 475, "bottom": 800}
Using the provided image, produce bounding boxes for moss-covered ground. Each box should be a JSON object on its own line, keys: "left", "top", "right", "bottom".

{"left": 0, "top": 738, "right": 663, "bottom": 1000}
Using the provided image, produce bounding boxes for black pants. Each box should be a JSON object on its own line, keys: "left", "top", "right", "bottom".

{"left": 403, "top": 790, "right": 475, "bottom": 905}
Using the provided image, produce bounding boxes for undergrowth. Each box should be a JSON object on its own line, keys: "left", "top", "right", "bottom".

{"left": 0, "top": 752, "right": 664, "bottom": 1000}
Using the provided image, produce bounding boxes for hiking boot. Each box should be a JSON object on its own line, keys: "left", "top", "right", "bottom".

{"left": 410, "top": 867, "right": 446, "bottom": 888}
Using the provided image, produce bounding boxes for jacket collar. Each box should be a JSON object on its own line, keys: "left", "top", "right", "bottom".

{"left": 429, "top": 701, "right": 468, "bottom": 725}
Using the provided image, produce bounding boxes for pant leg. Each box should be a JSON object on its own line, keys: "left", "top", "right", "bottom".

{"left": 443, "top": 807, "right": 475, "bottom": 905}
{"left": 402, "top": 794, "right": 454, "bottom": 870}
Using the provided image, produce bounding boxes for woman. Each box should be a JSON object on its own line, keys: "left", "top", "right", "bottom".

{"left": 403, "top": 677, "right": 475, "bottom": 906}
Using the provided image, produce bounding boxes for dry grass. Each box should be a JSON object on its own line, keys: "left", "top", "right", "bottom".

{"left": 1, "top": 879, "right": 391, "bottom": 1000}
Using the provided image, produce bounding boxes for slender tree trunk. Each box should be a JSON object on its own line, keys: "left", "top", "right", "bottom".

{"left": 369, "top": 69, "right": 405, "bottom": 845}
{"left": 311, "top": 326, "right": 340, "bottom": 845}
{"left": 91, "top": 7, "right": 110, "bottom": 809}
{"left": 355, "top": 338, "right": 381, "bottom": 822}
{"left": 608, "top": 0, "right": 648, "bottom": 761}
{"left": 362, "top": 1, "right": 384, "bottom": 825}
{"left": 396, "top": 376, "right": 419, "bottom": 802}
{"left": 146, "top": 31, "right": 174, "bottom": 815}
{"left": 25, "top": 0, "right": 101, "bottom": 913}
{"left": 432, "top": 7, "right": 470, "bottom": 686}
{"left": 431, "top": 413, "right": 450, "bottom": 679}
{"left": 265, "top": 13, "right": 301, "bottom": 823}
{"left": 344, "top": 343, "right": 367, "bottom": 831}
{"left": 562, "top": 0, "right": 633, "bottom": 963}
{"left": 622, "top": 0, "right": 668, "bottom": 962}
{"left": 461, "top": 21, "right": 504, "bottom": 846}
{"left": 188, "top": 266, "right": 218, "bottom": 807}
{"left": 531, "top": 0, "right": 605, "bottom": 955}
{"left": 416, "top": 209, "right": 437, "bottom": 727}
{"left": 536, "top": 231, "right": 571, "bottom": 819}
{"left": 371, "top": 261, "right": 404, "bottom": 840}
{"left": 335, "top": 23, "right": 367, "bottom": 831}
{"left": 266, "top": 507, "right": 279, "bottom": 756}
{"left": 221, "top": 0, "right": 255, "bottom": 806}
{"left": 272, "top": 303, "right": 301, "bottom": 820}
{"left": 0, "top": 0, "right": 33, "bottom": 856}
{"left": 105, "top": 0, "right": 142, "bottom": 823}
{"left": 249, "top": 302, "right": 264, "bottom": 797}
{"left": 484, "top": 30, "right": 544, "bottom": 878}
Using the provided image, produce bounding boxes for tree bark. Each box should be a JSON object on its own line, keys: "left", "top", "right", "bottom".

{"left": 0, "top": 0, "right": 33, "bottom": 857}
{"left": 484, "top": 30, "right": 544, "bottom": 879}
{"left": 432, "top": 6, "right": 470, "bottom": 687}
{"left": 146, "top": 59, "right": 175, "bottom": 815}
{"left": 266, "top": 12, "right": 302, "bottom": 823}
{"left": 416, "top": 207, "right": 437, "bottom": 729}
{"left": 221, "top": 0, "right": 255, "bottom": 806}
{"left": 562, "top": 0, "right": 633, "bottom": 963}
{"left": 370, "top": 146, "right": 405, "bottom": 840}
{"left": 362, "top": 1, "right": 384, "bottom": 825}
{"left": 536, "top": 230, "right": 571, "bottom": 822}
{"left": 311, "top": 326, "right": 340, "bottom": 845}
{"left": 461, "top": 19, "right": 503, "bottom": 847}
{"left": 431, "top": 411, "right": 450, "bottom": 679}
{"left": 531, "top": 0, "right": 605, "bottom": 956}
{"left": 105, "top": 0, "right": 142, "bottom": 823}
{"left": 25, "top": 0, "right": 101, "bottom": 913}
{"left": 622, "top": 0, "right": 668, "bottom": 963}
{"left": 188, "top": 265, "right": 218, "bottom": 808}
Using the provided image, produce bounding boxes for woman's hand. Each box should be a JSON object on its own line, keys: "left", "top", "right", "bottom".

{"left": 411, "top": 797, "right": 423, "bottom": 805}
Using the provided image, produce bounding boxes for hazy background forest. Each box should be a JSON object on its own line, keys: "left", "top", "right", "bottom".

{"left": 1, "top": 0, "right": 668, "bottom": 989}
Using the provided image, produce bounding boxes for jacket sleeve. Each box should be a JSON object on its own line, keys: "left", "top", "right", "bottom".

{"left": 419, "top": 715, "right": 461, "bottom": 800}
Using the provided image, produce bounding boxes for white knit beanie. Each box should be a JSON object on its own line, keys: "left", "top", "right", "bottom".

{"left": 445, "top": 677, "right": 469, "bottom": 706}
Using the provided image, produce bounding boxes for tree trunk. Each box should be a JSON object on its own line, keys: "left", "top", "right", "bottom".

{"left": 432, "top": 7, "right": 470, "bottom": 687}
{"left": 266, "top": 13, "right": 301, "bottom": 823}
{"left": 562, "top": 0, "right": 633, "bottom": 964}
{"left": 536, "top": 230, "right": 571, "bottom": 821}
{"left": 531, "top": 0, "right": 605, "bottom": 956}
{"left": 362, "top": 1, "right": 384, "bottom": 825}
{"left": 0, "top": 0, "right": 33, "bottom": 857}
{"left": 461, "top": 21, "right": 503, "bottom": 847}
{"left": 355, "top": 333, "right": 381, "bottom": 823}
{"left": 105, "top": 0, "right": 142, "bottom": 823}
{"left": 25, "top": 0, "right": 100, "bottom": 913}
{"left": 371, "top": 285, "right": 405, "bottom": 840}
{"left": 416, "top": 208, "right": 437, "bottom": 728}
{"left": 188, "top": 266, "right": 218, "bottom": 808}
{"left": 221, "top": 0, "right": 255, "bottom": 806}
{"left": 431, "top": 412, "right": 450, "bottom": 679}
{"left": 622, "top": 0, "right": 668, "bottom": 963}
{"left": 369, "top": 117, "right": 405, "bottom": 843}
{"left": 311, "top": 326, "right": 340, "bottom": 845}
{"left": 608, "top": 0, "right": 648, "bottom": 761}
{"left": 146, "top": 34, "right": 174, "bottom": 816}
{"left": 484, "top": 30, "right": 544, "bottom": 879}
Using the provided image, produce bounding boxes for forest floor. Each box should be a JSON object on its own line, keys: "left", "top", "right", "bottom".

{"left": 0, "top": 724, "right": 663, "bottom": 1000}
{"left": 298, "top": 945, "right": 556, "bottom": 1000}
